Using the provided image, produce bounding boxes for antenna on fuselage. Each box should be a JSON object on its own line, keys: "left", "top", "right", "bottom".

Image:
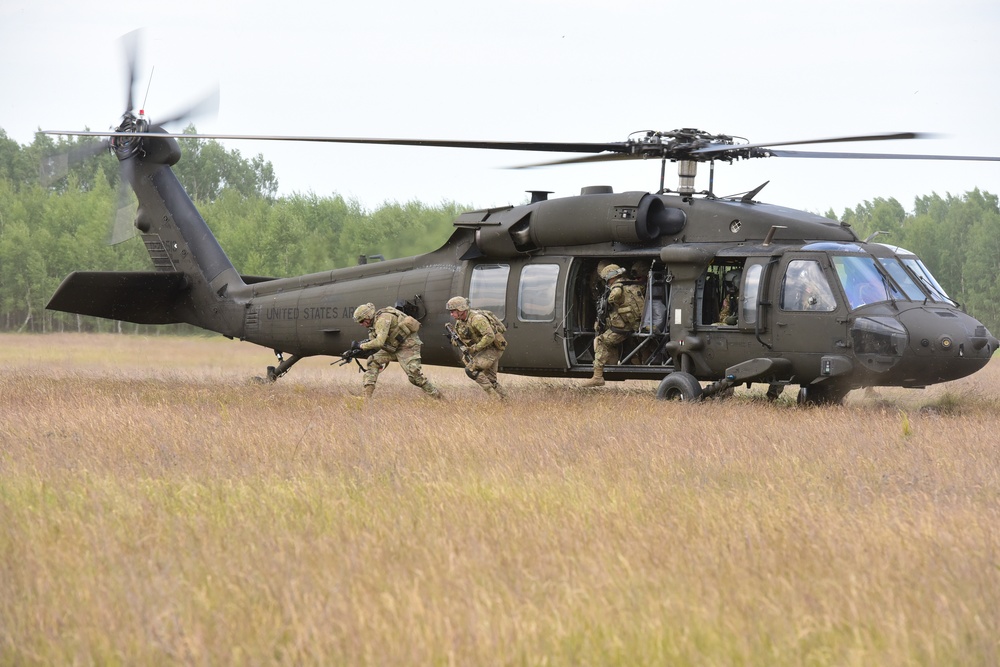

{"left": 763, "top": 225, "right": 787, "bottom": 246}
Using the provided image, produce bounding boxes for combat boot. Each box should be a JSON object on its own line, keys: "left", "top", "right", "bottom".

{"left": 363, "top": 385, "right": 375, "bottom": 399}
{"left": 493, "top": 384, "right": 508, "bottom": 401}
{"left": 580, "top": 367, "right": 605, "bottom": 387}
{"left": 427, "top": 386, "right": 444, "bottom": 400}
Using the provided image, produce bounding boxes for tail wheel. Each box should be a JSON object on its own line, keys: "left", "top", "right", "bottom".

{"left": 655, "top": 372, "right": 703, "bottom": 401}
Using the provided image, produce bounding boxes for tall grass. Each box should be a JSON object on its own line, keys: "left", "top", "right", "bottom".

{"left": 1, "top": 334, "right": 998, "bottom": 665}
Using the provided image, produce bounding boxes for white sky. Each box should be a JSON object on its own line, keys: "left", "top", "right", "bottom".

{"left": 2, "top": 0, "right": 999, "bottom": 216}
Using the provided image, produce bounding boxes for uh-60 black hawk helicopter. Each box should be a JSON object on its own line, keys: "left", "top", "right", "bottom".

{"left": 43, "top": 52, "right": 1000, "bottom": 404}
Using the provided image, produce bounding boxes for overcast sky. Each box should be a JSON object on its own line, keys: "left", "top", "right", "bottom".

{"left": 2, "top": 0, "right": 999, "bottom": 216}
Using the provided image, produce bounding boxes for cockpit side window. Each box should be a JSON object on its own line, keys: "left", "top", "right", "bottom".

{"left": 470, "top": 263, "right": 510, "bottom": 319}
{"left": 781, "top": 260, "right": 837, "bottom": 312}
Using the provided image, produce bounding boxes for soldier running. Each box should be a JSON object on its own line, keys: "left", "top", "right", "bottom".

{"left": 581, "top": 263, "right": 645, "bottom": 387}
{"left": 352, "top": 302, "right": 442, "bottom": 400}
{"left": 446, "top": 296, "right": 509, "bottom": 400}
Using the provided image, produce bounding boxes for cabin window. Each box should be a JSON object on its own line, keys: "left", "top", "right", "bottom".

{"left": 470, "top": 263, "right": 510, "bottom": 319}
{"left": 518, "top": 264, "right": 559, "bottom": 322}
{"left": 702, "top": 263, "right": 744, "bottom": 326}
{"left": 742, "top": 264, "right": 763, "bottom": 325}
{"left": 781, "top": 260, "right": 837, "bottom": 312}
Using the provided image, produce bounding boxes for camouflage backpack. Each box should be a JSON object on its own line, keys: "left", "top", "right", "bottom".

{"left": 473, "top": 309, "right": 508, "bottom": 349}
{"left": 374, "top": 306, "right": 417, "bottom": 351}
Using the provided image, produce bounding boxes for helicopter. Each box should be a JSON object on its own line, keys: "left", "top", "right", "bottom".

{"left": 42, "top": 48, "right": 1000, "bottom": 404}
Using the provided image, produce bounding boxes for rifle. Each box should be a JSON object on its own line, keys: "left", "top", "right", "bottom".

{"left": 335, "top": 340, "right": 374, "bottom": 371}
{"left": 595, "top": 286, "right": 610, "bottom": 333}
{"left": 444, "top": 323, "right": 475, "bottom": 369}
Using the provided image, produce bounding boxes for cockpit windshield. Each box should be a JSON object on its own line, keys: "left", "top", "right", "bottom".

{"left": 876, "top": 258, "right": 925, "bottom": 300}
{"left": 832, "top": 255, "right": 903, "bottom": 310}
{"left": 877, "top": 244, "right": 955, "bottom": 305}
{"left": 821, "top": 245, "right": 956, "bottom": 310}
{"left": 901, "top": 258, "right": 953, "bottom": 303}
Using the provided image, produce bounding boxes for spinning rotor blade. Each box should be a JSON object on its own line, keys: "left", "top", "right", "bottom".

{"left": 536, "top": 145, "right": 1000, "bottom": 165}
{"left": 764, "top": 149, "right": 1000, "bottom": 162}
{"left": 121, "top": 29, "right": 141, "bottom": 115}
{"left": 40, "top": 130, "right": 626, "bottom": 155}
{"left": 154, "top": 85, "right": 220, "bottom": 128}
{"left": 108, "top": 159, "right": 138, "bottom": 245}
{"left": 509, "top": 153, "right": 640, "bottom": 169}
{"left": 692, "top": 131, "right": 930, "bottom": 156}
{"left": 39, "top": 138, "right": 109, "bottom": 186}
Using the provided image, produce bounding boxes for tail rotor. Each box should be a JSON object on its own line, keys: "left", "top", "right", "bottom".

{"left": 40, "top": 28, "right": 218, "bottom": 245}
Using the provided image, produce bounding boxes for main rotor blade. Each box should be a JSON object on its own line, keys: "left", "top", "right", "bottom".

{"left": 765, "top": 148, "right": 1000, "bottom": 161}
{"left": 40, "top": 129, "right": 628, "bottom": 154}
{"left": 693, "top": 131, "right": 930, "bottom": 156}
{"left": 509, "top": 153, "right": 641, "bottom": 169}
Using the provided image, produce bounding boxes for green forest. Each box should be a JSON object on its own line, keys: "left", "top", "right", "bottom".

{"left": 2, "top": 127, "right": 1000, "bottom": 335}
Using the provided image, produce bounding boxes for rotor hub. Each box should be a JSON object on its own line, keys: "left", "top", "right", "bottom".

{"left": 110, "top": 111, "right": 149, "bottom": 160}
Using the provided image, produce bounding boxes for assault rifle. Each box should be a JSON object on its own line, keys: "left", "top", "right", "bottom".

{"left": 336, "top": 340, "right": 374, "bottom": 370}
{"left": 444, "top": 323, "right": 475, "bottom": 372}
{"left": 595, "top": 286, "right": 610, "bottom": 333}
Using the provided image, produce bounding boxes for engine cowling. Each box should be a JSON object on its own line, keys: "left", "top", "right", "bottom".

{"left": 468, "top": 191, "right": 687, "bottom": 257}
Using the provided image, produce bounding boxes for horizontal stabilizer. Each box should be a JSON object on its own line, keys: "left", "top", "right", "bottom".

{"left": 47, "top": 271, "right": 191, "bottom": 324}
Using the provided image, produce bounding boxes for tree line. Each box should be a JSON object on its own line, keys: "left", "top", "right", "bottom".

{"left": 2, "top": 127, "right": 999, "bottom": 335}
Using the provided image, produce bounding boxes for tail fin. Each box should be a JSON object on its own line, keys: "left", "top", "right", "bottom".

{"left": 47, "top": 131, "right": 248, "bottom": 336}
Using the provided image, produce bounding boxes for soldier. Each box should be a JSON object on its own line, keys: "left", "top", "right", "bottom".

{"left": 352, "top": 302, "right": 442, "bottom": 400}
{"left": 718, "top": 269, "right": 741, "bottom": 325}
{"left": 446, "top": 296, "right": 509, "bottom": 400}
{"left": 582, "top": 263, "right": 645, "bottom": 387}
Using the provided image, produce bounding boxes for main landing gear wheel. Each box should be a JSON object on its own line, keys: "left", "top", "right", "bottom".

{"left": 655, "top": 372, "right": 703, "bottom": 401}
{"left": 797, "top": 384, "right": 849, "bottom": 406}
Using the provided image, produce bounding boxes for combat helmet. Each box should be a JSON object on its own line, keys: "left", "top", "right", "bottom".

{"left": 724, "top": 269, "right": 742, "bottom": 293}
{"left": 446, "top": 296, "right": 470, "bottom": 312}
{"left": 353, "top": 302, "right": 376, "bottom": 323}
{"left": 600, "top": 264, "right": 626, "bottom": 281}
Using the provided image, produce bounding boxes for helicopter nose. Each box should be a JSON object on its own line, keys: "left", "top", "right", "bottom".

{"left": 914, "top": 321, "right": 996, "bottom": 355}
{"left": 895, "top": 307, "right": 997, "bottom": 383}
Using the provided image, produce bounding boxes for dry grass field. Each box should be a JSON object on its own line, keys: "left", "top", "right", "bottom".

{"left": 1, "top": 333, "right": 999, "bottom": 665}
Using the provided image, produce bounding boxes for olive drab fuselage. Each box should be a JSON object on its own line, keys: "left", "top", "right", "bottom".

{"left": 47, "top": 130, "right": 999, "bottom": 401}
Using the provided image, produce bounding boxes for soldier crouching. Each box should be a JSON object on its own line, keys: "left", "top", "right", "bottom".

{"left": 352, "top": 302, "right": 442, "bottom": 400}
{"left": 446, "top": 296, "right": 509, "bottom": 400}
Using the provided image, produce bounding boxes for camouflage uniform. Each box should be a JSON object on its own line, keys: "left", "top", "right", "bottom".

{"left": 357, "top": 305, "right": 441, "bottom": 399}
{"left": 582, "top": 264, "right": 644, "bottom": 387}
{"left": 447, "top": 296, "right": 508, "bottom": 399}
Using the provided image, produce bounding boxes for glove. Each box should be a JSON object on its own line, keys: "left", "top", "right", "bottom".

{"left": 352, "top": 340, "right": 363, "bottom": 351}
{"left": 460, "top": 346, "right": 470, "bottom": 355}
